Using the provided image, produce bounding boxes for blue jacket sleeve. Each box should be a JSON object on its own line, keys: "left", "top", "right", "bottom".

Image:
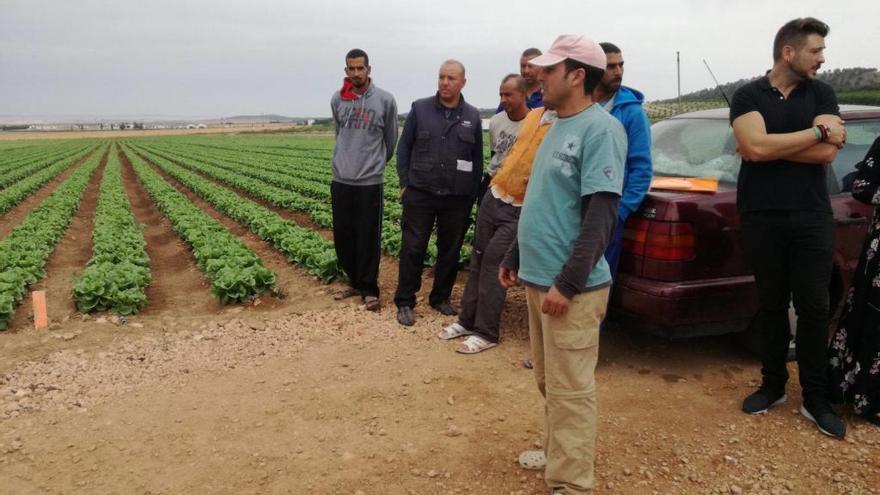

{"left": 618, "top": 105, "right": 653, "bottom": 221}
{"left": 396, "top": 104, "right": 417, "bottom": 188}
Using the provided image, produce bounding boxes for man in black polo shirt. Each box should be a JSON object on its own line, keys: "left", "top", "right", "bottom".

{"left": 731, "top": 17, "right": 847, "bottom": 438}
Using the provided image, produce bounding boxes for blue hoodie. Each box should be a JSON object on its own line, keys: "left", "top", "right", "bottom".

{"left": 605, "top": 86, "right": 652, "bottom": 221}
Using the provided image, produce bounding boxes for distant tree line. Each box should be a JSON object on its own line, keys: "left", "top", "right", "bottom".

{"left": 657, "top": 67, "right": 880, "bottom": 106}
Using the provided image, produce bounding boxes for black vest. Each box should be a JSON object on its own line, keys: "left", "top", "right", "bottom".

{"left": 406, "top": 96, "right": 482, "bottom": 196}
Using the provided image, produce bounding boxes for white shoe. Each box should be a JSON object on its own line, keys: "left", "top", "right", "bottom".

{"left": 437, "top": 322, "right": 472, "bottom": 340}
{"left": 518, "top": 450, "right": 545, "bottom": 470}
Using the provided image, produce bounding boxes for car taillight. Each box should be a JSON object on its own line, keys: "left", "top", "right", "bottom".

{"left": 622, "top": 218, "right": 649, "bottom": 256}
{"left": 623, "top": 219, "right": 695, "bottom": 261}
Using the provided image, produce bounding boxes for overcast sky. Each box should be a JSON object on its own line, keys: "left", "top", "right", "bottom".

{"left": 1, "top": 0, "right": 878, "bottom": 120}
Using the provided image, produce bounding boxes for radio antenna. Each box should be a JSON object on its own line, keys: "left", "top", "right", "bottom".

{"left": 703, "top": 59, "right": 731, "bottom": 107}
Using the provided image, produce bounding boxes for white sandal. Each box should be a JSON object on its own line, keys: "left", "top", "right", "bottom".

{"left": 518, "top": 450, "right": 545, "bottom": 470}
{"left": 437, "top": 322, "right": 472, "bottom": 340}
{"left": 455, "top": 335, "right": 497, "bottom": 354}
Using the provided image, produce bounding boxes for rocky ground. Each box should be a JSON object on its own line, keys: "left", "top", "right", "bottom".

{"left": 1, "top": 285, "right": 878, "bottom": 495}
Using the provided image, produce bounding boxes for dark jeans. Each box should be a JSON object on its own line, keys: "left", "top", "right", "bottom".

{"left": 476, "top": 173, "right": 492, "bottom": 206}
{"left": 331, "top": 181, "right": 383, "bottom": 298}
{"left": 394, "top": 187, "right": 473, "bottom": 309}
{"left": 600, "top": 218, "right": 625, "bottom": 332}
{"left": 741, "top": 210, "right": 834, "bottom": 401}
{"left": 458, "top": 191, "right": 520, "bottom": 343}
{"left": 604, "top": 217, "right": 625, "bottom": 281}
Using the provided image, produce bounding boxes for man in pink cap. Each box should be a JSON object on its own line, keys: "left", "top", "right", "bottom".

{"left": 499, "top": 34, "right": 627, "bottom": 494}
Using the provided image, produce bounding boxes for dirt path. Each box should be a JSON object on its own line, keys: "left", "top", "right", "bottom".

{"left": 0, "top": 304, "right": 877, "bottom": 495}
{"left": 0, "top": 147, "right": 98, "bottom": 239}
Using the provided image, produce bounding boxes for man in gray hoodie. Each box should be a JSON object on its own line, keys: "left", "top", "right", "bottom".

{"left": 330, "top": 48, "right": 398, "bottom": 311}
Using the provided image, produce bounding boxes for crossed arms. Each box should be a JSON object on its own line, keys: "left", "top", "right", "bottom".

{"left": 731, "top": 112, "right": 846, "bottom": 164}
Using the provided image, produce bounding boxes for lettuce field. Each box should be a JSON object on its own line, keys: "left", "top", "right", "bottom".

{"left": 0, "top": 135, "right": 474, "bottom": 331}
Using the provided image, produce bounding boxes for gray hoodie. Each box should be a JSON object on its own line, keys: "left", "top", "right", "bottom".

{"left": 330, "top": 81, "right": 398, "bottom": 186}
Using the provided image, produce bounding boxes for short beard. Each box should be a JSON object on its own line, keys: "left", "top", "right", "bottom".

{"left": 601, "top": 80, "right": 621, "bottom": 94}
{"left": 788, "top": 59, "right": 817, "bottom": 81}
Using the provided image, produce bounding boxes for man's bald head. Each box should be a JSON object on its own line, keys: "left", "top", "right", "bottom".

{"left": 441, "top": 59, "right": 466, "bottom": 78}
{"left": 437, "top": 59, "right": 467, "bottom": 107}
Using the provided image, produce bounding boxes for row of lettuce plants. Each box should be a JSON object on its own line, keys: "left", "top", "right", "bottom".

{"left": 0, "top": 144, "right": 94, "bottom": 190}
{"left": 0, "top": 145, "right": 97, "bottom": 214}
{"left": 0, "top": 146, "right": 106, "bottom": 329}
{"left": 129, "top": 145, "right": 343, "bottom": 282}
{"left": 141, "top": 144, "right": 415, "bottom": 259}
{"left": 0, "top": 142, "right": 91, "bottom": 172}
{"left": 73, "top": 148, "right": 151, "bottom": 315}
{"left": 122, "top": 145, "right": 276, "bottom": 303}
{"left": 146, "top": 142, "right": 473, "bottom": 267}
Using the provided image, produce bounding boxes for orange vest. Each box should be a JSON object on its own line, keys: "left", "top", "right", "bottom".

{"left": 490, "top": 108, "right": 554, "bottom": 204}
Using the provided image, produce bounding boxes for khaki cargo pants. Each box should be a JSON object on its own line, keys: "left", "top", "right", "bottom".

{"left": 526, "top": 286, "right": 608, "bottom": 495}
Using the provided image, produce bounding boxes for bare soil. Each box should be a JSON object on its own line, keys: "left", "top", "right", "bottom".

{"left": 0, "top": 149, "right": 877, "bottom": 495}
{"left": 1, "top": 302, "right": 878, "bottom": 495}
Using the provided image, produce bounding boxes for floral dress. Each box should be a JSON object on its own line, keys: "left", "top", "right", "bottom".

{"left": 829, "top": 136, "right": 880, "bottom": 426}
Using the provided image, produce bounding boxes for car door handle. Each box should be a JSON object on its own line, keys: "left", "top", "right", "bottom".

{"left": 837, "top": 215, "right": 867, "bottom": 225}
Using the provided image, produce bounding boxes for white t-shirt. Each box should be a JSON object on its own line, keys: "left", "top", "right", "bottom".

{"left": 487, "top": 111, "right": 526, "bottom": 177}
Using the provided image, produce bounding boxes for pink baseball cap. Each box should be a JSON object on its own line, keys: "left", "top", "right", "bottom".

{"left": 528, "top": 34, "right": 606, "bottom": 70}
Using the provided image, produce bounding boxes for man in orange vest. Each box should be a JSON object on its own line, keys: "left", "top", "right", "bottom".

{"left": 437, "top": 76, "right": 557, "bottom": 353}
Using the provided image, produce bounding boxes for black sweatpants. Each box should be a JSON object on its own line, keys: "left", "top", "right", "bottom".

{"left": 394, "top": 187, "right": 473, "bottom": 309}
{"left": 331, "top": 181, "right": 383, "bottom": 298}
{"left": 741, "top": 210, "right": 834, "bottom": 401}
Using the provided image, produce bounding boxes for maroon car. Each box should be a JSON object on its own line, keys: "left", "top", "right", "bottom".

{"left": 609, "top": 105, "right": 880, "bottom": 339}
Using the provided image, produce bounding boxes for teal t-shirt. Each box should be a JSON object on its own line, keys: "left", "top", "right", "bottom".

{"left": 517, "top": 103, "right": 627, "bottom": 290}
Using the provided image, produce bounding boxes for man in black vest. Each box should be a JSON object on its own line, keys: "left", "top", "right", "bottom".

{"left": 395, "top": 60, "right": 484, "bottom": 326}
{"left": 730, "top": 17, "right": 847, "bottom": 438}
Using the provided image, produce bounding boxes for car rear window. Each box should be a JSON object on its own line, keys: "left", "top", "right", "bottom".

{"left": 652, "top": 118, "right": 739, "bottom": 183}
{"left": 652, "top": 116, "right": 880, "bottom": 191}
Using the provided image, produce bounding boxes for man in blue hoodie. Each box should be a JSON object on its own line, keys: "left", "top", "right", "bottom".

{"left": 594, "top": 42, "right": 653, "bottom": 280}
{"left": 330, "top": 48, "right": 398, "bottom": 311}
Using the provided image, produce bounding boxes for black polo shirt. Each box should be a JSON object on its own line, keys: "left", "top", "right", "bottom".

{"left": 729, "top": 76, "right": 839, "bottom": 213}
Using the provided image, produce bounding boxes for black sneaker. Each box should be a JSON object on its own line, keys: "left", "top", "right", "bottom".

{"left": 741, "top": 388, "right": 787, "bottom": 415}
{"left": 396, "top": 306, "right": 416, "bottom": 326}
{"left": 800, "top": 401, "right": 846, "bottom": 439}
{"left": 431, "top": 300, "right": 458, "bottom": 316}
